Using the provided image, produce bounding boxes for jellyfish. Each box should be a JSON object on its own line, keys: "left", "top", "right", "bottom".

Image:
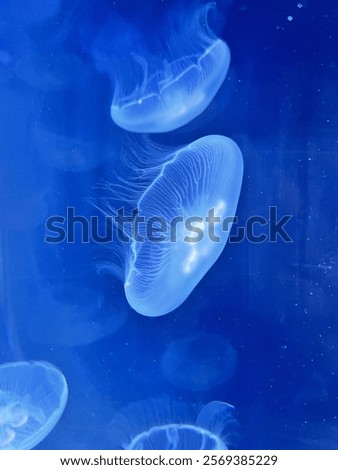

{"left": 27, "top": 284, "right": 128, "bottom": 347}
{"left": 0, "top": 21, "right": 32, "bottom": 85}
{"left": 0, "top": 193, "right": 48, "bottom": 231}
{"left": 15, "top": 53, "right": 84, "bottom": 92}
{"left": 0, "top": 361, "right": 68, "bottom": 449}
{"left": 161, "top": 333, "right": 237, "bottom": 391}
{"left": 32, "top": 62, "right": 121, "bottom": 171}
{"left": 109, "top": 398, "right": 236, "bottom": 450}
{"left": 92, "top": 3, "right": 231, "bottom": 133}
{"left": 0, "top": 0, "right": 60, "bottom": 27}
{"left": 98, "top": 134, "right": 243, "bottom": 316}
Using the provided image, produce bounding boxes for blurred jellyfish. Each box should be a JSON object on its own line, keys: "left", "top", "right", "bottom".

{"left": 109, "top": 399, "right": 236, "bottom": 450}
{"left": 0, "top": 361, "right": 68, "bottom": 450}
{"left": 27, "top": 285, "right": 128, "bottom": 347}
{"left": 0, "top": 85, "right": 50, "bottom": 231}
{"left": 0, "top": 0, "right": 60, "bottom": 26}
{"left": 0, "top": 23, "right": 32, "bottom": 83}
{"left": 93, "top": 3, "right": 230, "bottom": 133}
{"left": 161, "top": 333, "right": 237, "bottom": 391}
{"left": 0, "top": 193, "right": 48, "bottom": 231}
{"left": 15, "top": 53, "right": 84, "bottom": 92}
{"left": 32, "top": 62, "right": 121, "bottom": 171}
{"left": 98, "top": 134, "right": 243, "bottom": 316}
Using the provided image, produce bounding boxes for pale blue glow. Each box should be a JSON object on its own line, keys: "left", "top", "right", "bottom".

{"left": 0, "top": 361, "right": 68, "bottom": 450}
{"left": 28, "top": 285, "right": 128, "bottom": 347}
{"left": 104, "top": 134, "right": 243, "bottom": 317}
{"left": 109, "top": 399, "right": 235, "bottom": 450}
{"left": 109, "top": 3, "right": 230, "bottom": 133}
{"left": 1, "top": 0, "right": 60, "bottom": 26}
{"left": 161, "top": 333, "right": 237, "bottom": 391}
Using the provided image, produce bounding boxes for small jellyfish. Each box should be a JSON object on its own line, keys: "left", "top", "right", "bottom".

{"left": 93, "top": 3, "right": 231, "bottom": 133}
{"left": 15, "top": 53, "right": 84, "bottom": 92}
{"left": 0, "top": 361, "right": 68, "bottom": 449}
{"left": 109, "top": 399, "right": 236, "bottom": 450}
{"left": 161, "top": 333, "right": 237, "bottom": 391}
{"left": 0, "top": 22, "right": 32, "bottom": 83}
{"left": 27, "top": 285, "right": 128, "bottom": 347}
{"left": 98, "top": 134, "right": 243, "bottom": 316}
{"left": 0, "top": 0, "right": 60, "bottom": 26}
{"left": 32, "top": 62, "right": 121, "bottom": 171}
{"left": 0, "top": 193, "right": 48, "bottom": 231}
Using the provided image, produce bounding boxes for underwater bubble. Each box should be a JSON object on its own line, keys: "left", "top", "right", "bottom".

{"left": 98, "top": 134, "right": 243, "bottom": 317}
{"left": 93, "top": 3, "right": 230, "bottom": 133}
{"left": 161, "top": 332, "right": 237, "bottom": 391}
{"left": 0, "top": 361, "right": 68, "bottom": 449}
{"left": 109, "top": 398, "right": 236, "bottom": 450}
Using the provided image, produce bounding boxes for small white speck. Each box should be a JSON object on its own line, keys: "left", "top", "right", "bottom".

{"left": 288, "top": 16, "right": 293, "bottom": 21}
{"left": 297, "top": 3, "right": 303, "bottom": 8}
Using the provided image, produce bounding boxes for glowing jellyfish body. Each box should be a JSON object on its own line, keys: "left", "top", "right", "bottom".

{"left": 111, "top": 39, "right": 230, "bottom": 133}
{"left": 98, "top": 3, "right": 231, "bottom": 133}
{"left": 0, "top": 361, "right": 68, "bottom": 449}
{"left": 104, "top": 135, "right": 243, "bottom": 317}
{"left": 110, "top": 399, "right": 235, "bottom": 450}
{"left": 161, "top": 333, "right": 237, "bottom": 391}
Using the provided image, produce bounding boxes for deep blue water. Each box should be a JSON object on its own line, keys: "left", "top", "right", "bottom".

{"left": 0, "top": 0, "right": 337, "bottom": 449}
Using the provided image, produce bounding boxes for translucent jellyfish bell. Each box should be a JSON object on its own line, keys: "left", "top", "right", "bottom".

{"left": 0, "top": 361, "right": 68, "bottom": 449}
{"left": 161, "top": 333, "right": 237, "bottom": 391}
{"left": 99, "top": 134, "right": 243, "bottom": 317}
{"left": 109, "top": 399, "right": 236, "bottom": 450}
{"left": 94, "top": 3, "right": 230, "bottom": 133}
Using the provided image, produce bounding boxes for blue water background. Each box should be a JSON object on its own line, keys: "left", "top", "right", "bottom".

{"left": 0, "top": 0, "right": 337, "bottom": 449}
